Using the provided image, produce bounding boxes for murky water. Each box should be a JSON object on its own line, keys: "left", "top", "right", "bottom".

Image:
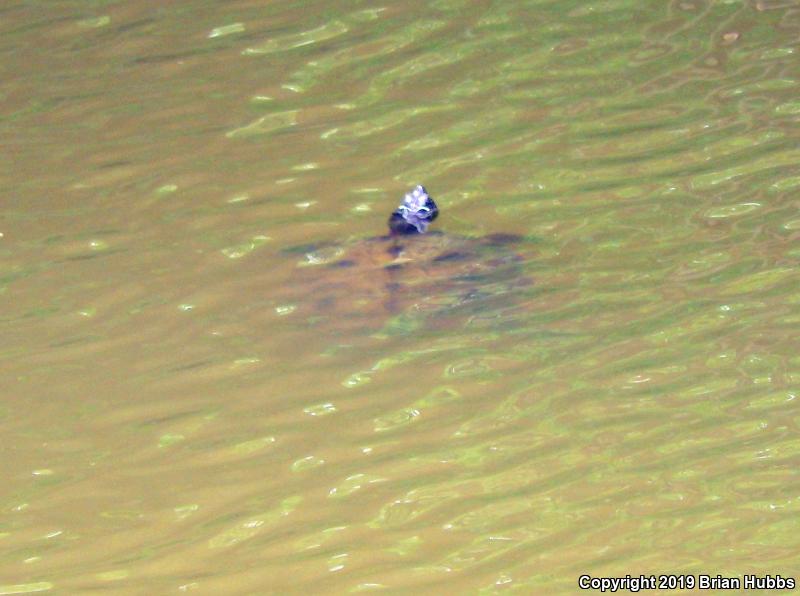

{"left": 2, "top": 0, "right": 799, "bottom": 593}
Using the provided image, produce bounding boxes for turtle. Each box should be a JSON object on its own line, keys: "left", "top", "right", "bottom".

{"left": 283, "top": 185, "right": 531, "bottom": 337}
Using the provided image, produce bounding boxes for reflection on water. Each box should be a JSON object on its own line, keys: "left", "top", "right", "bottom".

{"left": 2, "top": 0, "right": 799, "bottom": 592}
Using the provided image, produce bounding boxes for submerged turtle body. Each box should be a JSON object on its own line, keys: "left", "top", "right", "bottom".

{"left": 287, "top": 186, "right": 529, "bottom": 336}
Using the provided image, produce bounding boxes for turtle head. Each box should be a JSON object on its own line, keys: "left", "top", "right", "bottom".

{"left": 388, "top": 185, "right": 439, "bottom": 235}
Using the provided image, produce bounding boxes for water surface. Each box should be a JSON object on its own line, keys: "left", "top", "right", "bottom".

{"left": 2, "top": 0, "right": 799, "bottom": 593}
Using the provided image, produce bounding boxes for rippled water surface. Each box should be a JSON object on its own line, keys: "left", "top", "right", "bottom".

{"left": 2, "top": 0, "right": 800, "bottom": 593}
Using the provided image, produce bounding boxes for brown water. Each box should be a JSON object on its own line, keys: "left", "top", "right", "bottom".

{"left": 2, "top": 0, "right": 800, "bottom": 593}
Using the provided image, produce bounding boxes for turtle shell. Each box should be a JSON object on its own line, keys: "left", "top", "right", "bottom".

{"left": 285, "top": 230, "right": 530, "bottom": 337}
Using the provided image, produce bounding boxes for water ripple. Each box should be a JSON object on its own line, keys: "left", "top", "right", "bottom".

{"left": 3, "top": 0, "right": 800, "bottom": 592}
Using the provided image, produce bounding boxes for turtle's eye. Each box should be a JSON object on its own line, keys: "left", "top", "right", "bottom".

{"left": 422, "top": 202, "right": 438, "bottom": 221}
